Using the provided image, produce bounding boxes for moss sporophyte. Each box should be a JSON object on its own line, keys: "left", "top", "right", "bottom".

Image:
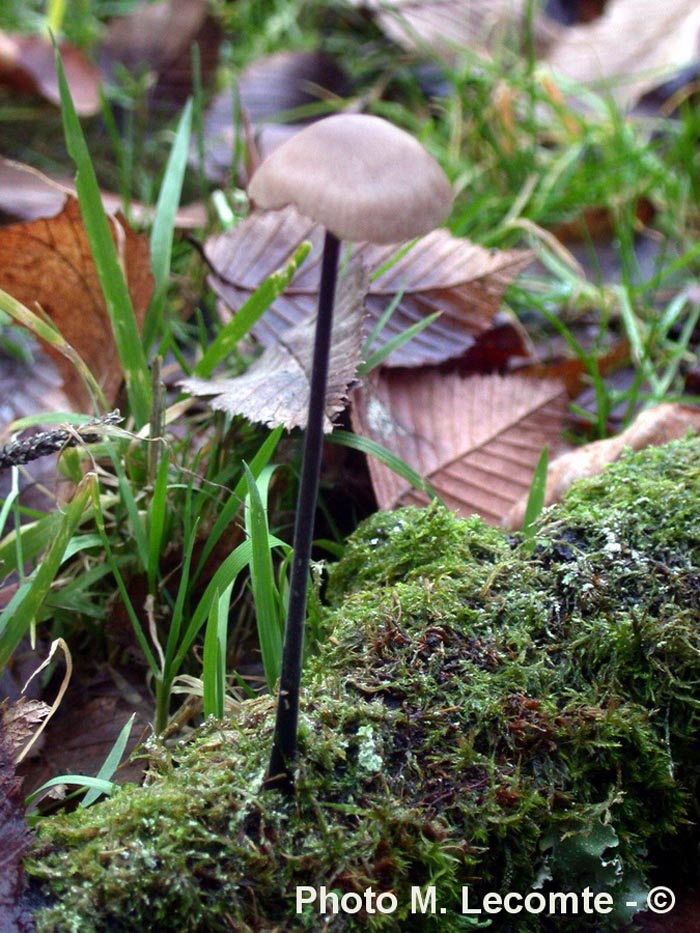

{"left": 27, "top": 436, "right": 700, "bottom": 931}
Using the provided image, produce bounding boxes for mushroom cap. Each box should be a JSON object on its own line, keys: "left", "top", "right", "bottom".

{"left": 248, "top": 114, "right": 453, "bottom": 244}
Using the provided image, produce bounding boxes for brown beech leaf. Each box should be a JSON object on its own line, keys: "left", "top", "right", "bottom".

{"left": 351, "top": 370, "right": 568, "bottom": 524}
{"left": 0, "top": 196, "right": 153, "bottom": 410}
{"left": 182, "top": 262, "right": 367, "bottom": 431}
{"left": 200, "top": 51, "right": 350, "bottom": 184}
{"left": 101, "top": 0, "right": 221, "bottom": 111}
{"left": 0, "top": 156, "right": 206, "bottom": 227}
{"left": 206, "top": 206, "right": 531, "bottom": 369}
{"left": 504, "top": 402, "right": 700, "bottom": 529}
{"left": 545, "top": 0, "right": 700, "bottom": 110}
{"left": 350, "top": 0, "right": 559, "bottom": 56}
{"left": 0, "top": 31, "right": 100, "bottom": 115}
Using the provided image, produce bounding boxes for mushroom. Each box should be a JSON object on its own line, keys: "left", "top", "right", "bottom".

{"left": 249, "top": 113, "right": 453, "bottom": 793}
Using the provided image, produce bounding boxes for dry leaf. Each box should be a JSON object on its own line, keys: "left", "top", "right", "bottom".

{"left": 0, "top": 196, "right": 153, "bottom": 410}
{"left": 350, "top": 0, "right": 559, "bottom": 56}
{"left": 504, "top": 402, "right": 700, "bottom": 529}
{"left": 100, "top": 0, "right": 221, "bottom": 111}
{"left": 2, "top": 698, "right": 52, "bottom": 760}
{"left": 0, "top": 339, "right": 68, "bottom": 425}
{"left": 0, "top": 30, "right": 100, "bottom": 115}
{"left": 514, "top": 338, "right": 630, "bottom": 398}
{"left": 182, "top": 262, "right": 368, "bottom": 431}
{"left": 16, "top": 666, "right": 151, "bottom": 800}
{"left": 0, "top": 710, "right": 34, "bottom": 933}
{"left": 207, "top": 206, "right": 531, "bottom": 369}
{"left": 200, "top": 51, "right": 350, "bottom": 184}
{"left": 545, "top": 0, "right": 700, "bottom": 110}
{"left": 0, "top": 339, "right": 81, "bottom": 515}
{"left": 0, "top": 156, "right": 206, "bottom": 227}
{"left": 351, "top": 370, "right": 567, "bottom": 523}
{"left": 354, "top": 0, "right": 700, "bottom": 110}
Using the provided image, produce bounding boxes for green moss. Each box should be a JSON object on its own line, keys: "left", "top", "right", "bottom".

{"left": 27, "top": 437, "right": 700, "bottom": 931}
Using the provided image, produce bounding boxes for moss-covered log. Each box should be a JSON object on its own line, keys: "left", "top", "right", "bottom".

{"left": 26, "top": 437, "right": 700, "bottom": 931}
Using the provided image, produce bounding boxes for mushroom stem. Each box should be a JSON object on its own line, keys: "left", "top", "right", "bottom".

{"left": 266, "top": 229, "right": 341, "bottom": 793}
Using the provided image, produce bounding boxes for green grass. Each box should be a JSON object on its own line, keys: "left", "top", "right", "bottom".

{"left": 1, "top": 0, "right": 699, "bottom": 783}
{"left": 55, "top": 42, "right": 152, "bottom": 425}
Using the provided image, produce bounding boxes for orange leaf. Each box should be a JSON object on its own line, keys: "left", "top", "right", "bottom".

{"left": 0, "top": 197, "right": 153, "bottom": 410}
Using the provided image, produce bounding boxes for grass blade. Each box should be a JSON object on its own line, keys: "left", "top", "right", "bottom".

{"left": 173, "top": 531, "right": 289, "bottom": 675}
{"left": 0, "top": 290, "right": 108, "bottom": 411}
{"left": 81, "top": 713, "right": 136, "bottom": 807}
{"left": 361, "top": 287, "right": 404, "bottom": 352}
{"left": 521, "top": 445, "right": 548, "bottom": 553}
{"left": 193, "top": 425, "right": 284, "bottom": 581}
{"left": 330, "top": 430, "right": 440, "bottom": 503}
{"left": 26, "top": 776, "right": 116, "bottom": 808}
{"left": 107, "top": 446, "right": 149, "bottom": 575}
{"left": 54, "top": 42, "right": 151, "bottom": 425}
{"left": 174, "top": 541, "right": 249, "bottom": 672}
{"left": 202, "top": 586, "right": 233, "bottom": 718}
{"left": 145, "top": 99, "right": 193, "bottom": 348}
{"left": 0, "top": 473, "right": 95, "bottom": 670}
{"left": 193, "top": 242, "right": 311, "bottom": 378}
{"left": 358, "top": 311, "right": 441, "bottom": 375}
{"left": 0, "top": 467, "right": 20, "bottom": 538}
{"left": 147, "top": 449, "right": 171, "bottom": 593}
{"left": 244, "top": 463, "right": 282, "bottom": 691}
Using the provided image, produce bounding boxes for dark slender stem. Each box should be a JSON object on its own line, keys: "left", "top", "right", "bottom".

{"left": 265, "top": 230, "right": 341, "bottom": 793}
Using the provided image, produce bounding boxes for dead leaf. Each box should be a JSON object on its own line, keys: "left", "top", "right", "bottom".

{"left": 0, "top": 196, "right": 153, "bottom": 410}
{"left": 514, "top": 338, "right": 630, "bottom": 398}
{"left": 182, "top": 262, "right": 368, "bottom": 431}
{"left": 0, "top": 156, "right": 207, "bottom": 227}
{"left": 545, "top": 0, "right": 700, "bottom": 110}
{"left": 2, "top": 698, "right": 51, "bottom": 761}
{"left": 16, "top": 666, "right": 151, "bottom": 800}
{"left": 0, "top": 31, "right": 100, "bottom": 115}
{"left": 207, "top": 205, "right": 531, "bottom": 369}
{"left": 349, "top": 0, "right": 560, "bottom": 56}
{"left": 504, "top": 402, "right": 700, "bottom": 529}
{"left": 351, "top": 370, "right": 568, "bottom": 523}
{"left": 353, "top": 0, "right": 700, "bottom": 111}
{"left": 0, "top": 337, "right": 69, "bottom": 425}
{"left": 101, "top": 0, "right": 221, "bottom": 111}
{"left": 0, "top": 707, "right": 35, "bottom": 932}
{"left": 443, "top": 314, "right": 530, "bottom": 374}
{"left": 0, "top": 341, "right": 78, "bottom": 516}
{"left": 200, "top": 50, "right": 350, "bottom": 184}
{"left": 549, "top": 199, "right": 656, "bottom": 244}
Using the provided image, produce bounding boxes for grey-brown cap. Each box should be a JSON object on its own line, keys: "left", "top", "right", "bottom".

{"left": 248, "top": 113, "right": 453, "bottom": 244}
